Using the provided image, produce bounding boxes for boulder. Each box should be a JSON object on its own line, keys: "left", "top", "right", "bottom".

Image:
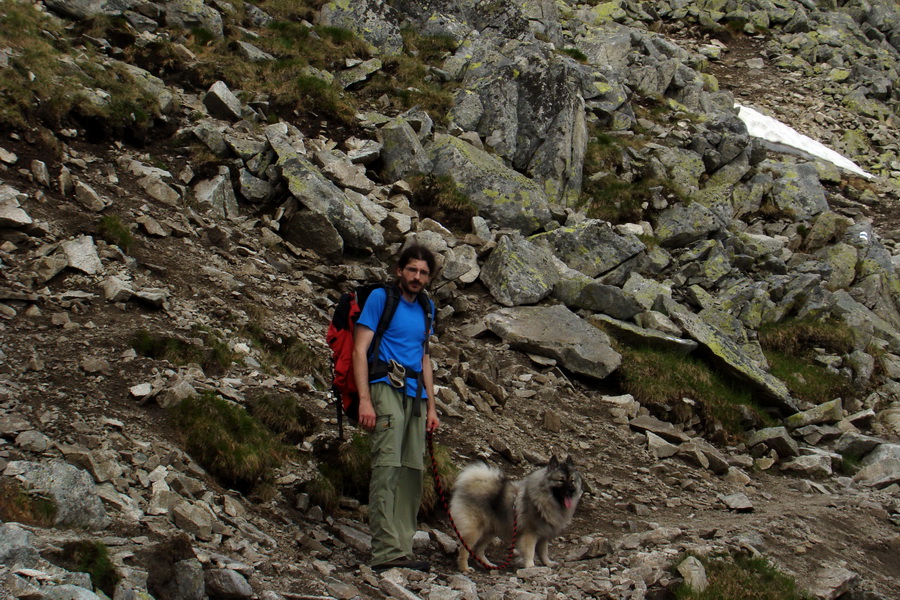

{"left": 853, "top": 443, "right": 900, "bottom": 489}
{"left": 446, "top": 39, "right": 589, "bottom": 204}
{"left": 318, "top": 0, "right": 403, "bottom": 55}
{"left": 532, "top": 219, "right": 645, "bottom": 278}
{"left": 428, "top": 134, "right": 553, "bottom": 235}
{"left": 277, "top": 152, "right": 383, "bottom": 253}
{"left": 589, "top": 314, "right": 698, "bottom": 355}
{"left": 485, "top": 304, "right": 621, "bottom": 379}
{"left": 654, "top": 202, "right": 724, "bottom": 248}
{"left": 480, "top": 234, "right": 560, "bottom": 306}
{"left": 4, "top": 460, "right": 111, "bottom": 529}
{"left": 203, "top": 81, "right": 243, "bottom": 121}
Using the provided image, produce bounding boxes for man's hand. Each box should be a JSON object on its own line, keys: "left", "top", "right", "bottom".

{"left": 426, "top": 406, "right": 440, "bottom": 433}
{"left": 357, "top": 397, "right": 376, "bottom": 431}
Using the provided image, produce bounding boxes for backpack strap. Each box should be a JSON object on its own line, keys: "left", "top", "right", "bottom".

{"left": 367, "top": 284, "right": 400, "bottom": 378}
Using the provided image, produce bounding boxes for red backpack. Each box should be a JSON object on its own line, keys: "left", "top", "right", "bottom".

{"left": 326, "top": 283, "right": 433, "bottom": 438}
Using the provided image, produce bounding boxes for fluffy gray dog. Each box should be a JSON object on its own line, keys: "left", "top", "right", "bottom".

{"left": 449, "top": 455, "right": 583, "bottom": 572}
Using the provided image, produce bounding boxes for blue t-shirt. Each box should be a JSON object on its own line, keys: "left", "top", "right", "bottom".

{"left": 357, "top": 287, "right": 434, "bottom": 397}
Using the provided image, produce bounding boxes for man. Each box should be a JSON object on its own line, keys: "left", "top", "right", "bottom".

{"left": 352, "top": 244, "right": 441, "bottom": 572}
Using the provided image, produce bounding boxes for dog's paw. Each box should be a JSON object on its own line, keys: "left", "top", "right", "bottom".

{"left": 542, "top": 558, "right": 557, "bottom": 567}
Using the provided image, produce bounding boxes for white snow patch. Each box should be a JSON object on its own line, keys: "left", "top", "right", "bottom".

{"left": 736, "top": 104, "right": 873, "bottom": 179}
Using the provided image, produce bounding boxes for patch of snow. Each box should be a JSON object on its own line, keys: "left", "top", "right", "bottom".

{"left": 736, "top": 104, "right": 873, "bottom": 179}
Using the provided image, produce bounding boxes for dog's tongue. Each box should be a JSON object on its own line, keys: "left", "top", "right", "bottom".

{"left": 564, "top": 497, "right": 573, "bottom": 509}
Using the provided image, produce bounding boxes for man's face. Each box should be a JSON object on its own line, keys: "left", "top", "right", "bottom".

{"left": 397, "top": 258, "right": 431, "bottom": 297}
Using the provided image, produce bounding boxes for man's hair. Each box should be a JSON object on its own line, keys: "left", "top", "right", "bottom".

{"left": 398, "top": 243, "right": 436, "bottom": 275}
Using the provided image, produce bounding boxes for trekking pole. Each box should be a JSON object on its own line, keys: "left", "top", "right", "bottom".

{"left": 426, "top": 431, "right": 518, "bottom": 571}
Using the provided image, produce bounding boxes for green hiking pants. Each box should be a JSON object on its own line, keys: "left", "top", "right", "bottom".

{"left": 368, "top": 382, "right": 426, "bottom": 565}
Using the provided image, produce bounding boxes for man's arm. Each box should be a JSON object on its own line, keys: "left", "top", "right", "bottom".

{"left": 422, "top": 351, "right": 440, "bottom": 432}
{"left": 352, "top": 324, "right": 377, "bottom": 431}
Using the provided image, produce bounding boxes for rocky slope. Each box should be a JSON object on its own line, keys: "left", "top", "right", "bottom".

{"left": 1, "top": 1, "right": 900, "bottom": 599}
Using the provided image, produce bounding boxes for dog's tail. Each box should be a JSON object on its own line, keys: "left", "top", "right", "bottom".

{"left": 452, "top": 462, "right": 502, "bottom": 494}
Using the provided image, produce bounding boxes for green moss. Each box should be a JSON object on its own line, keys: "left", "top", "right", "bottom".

{"left": 674, "top": 553, "right": 814, "bottom": 600}
{"left": 0, "top": 478, "right": 57, "bottom": 527}
{"left": 172, "top": 391, "right": 285, "bottom": 494}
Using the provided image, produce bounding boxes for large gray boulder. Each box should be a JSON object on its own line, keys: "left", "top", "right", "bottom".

{"left": 379, "top": 118, "right": 433, "bottom": 182}
{"left": 446, "top": 39, "right": 589, "bottom": 205}
{"left": 590, "top": 314, "right": 698, "bottom": 355}
{"left": 480, "top": 235, "right": 560, "bottom": 307}
{"left": 853, "top": 443, "right": 900, "bottom": 489}
{"left": 765, "top": 162, "right": 829, "bottom": 221}
{"left": 427, "top": 134, "right": 553, "bottom": 234}
{"left": 0, "top": 523, "right": 39, "bottom": 567}
{"left": 318, "top": 0, "right": 403, "bottom": 56}
{"left": 4, "top": 460, "right": 111, "bottom": 530}
{"left": 276, "top": 150, "right": 383, "bottom": 253}
{"left": 193, "top": 166, "right": 240, "bottom": 220}
{"left": 660, "top": 297, "right": 798, "bottom": 414}
{"left": 44, "top": 0, "right": 139, "bottom": 18}
{"left": 532, "top": 219, "right": 645, "bottom": 278}
{"left": 165, "top": 0, "right": 225, "bottom": 38}
{"left": 654, "top": 202, "right": 724, "bottom": 248}
{"left": 485, "top": 304, "right": 621, "bottom": 379}
{"left": 554, "top": 277, "right": 643, "bottom": 320}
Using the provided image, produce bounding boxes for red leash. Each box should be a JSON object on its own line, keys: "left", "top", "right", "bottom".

{"left": 427, "top": 431, "right": 518, "bottom": 571}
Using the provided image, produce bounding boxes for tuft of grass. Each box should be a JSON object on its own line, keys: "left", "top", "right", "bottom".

{"left": 757, "top": 317, "right": 854, "bottom": 357}
{"left": 560, "top": 47, "right": 588, "bottom": 63}
{"left": 308, "top": 434, "right": 372, "bottom": 512}
{"left": 97, "top": 214, "right": 135, "bottom": 252}
{"left": 409, "top": 173, "right": 478, "bottom": 232}
{"left": 68, "top": 541, "right": 120, "bottom": 597}
{"left": 172, "top": 392, "right": 285, "bottom": 494}
{"left": 613, "top": 345, "right": 767, "bottom": 437}
{"left": 674, "top": 553, "right": 813, "bottom": 600}
{"left": 249, "top": 393, "right": 319, "bottom": 444}
{"left": 758, "top": 318, "right": 855, "bottom": 405}
{"left": 292, "top": 74, "right": 356, "bottom": 124}
{"left": 421, "top": 442, "right": 458, "bottom": 518}
{"left": 131, "top": 329, "right": 235, "bottom": 375}
{"left": 0, "top": 478, "right": 57, "bottom": 527}
{"left": 359, "top": 29, "right": 460, "bottom": 123}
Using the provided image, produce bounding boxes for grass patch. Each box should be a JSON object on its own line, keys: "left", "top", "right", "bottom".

{"left": 172, "top": 392, "right": 285, "bottom": 494}
{"left": 0, "top": 478, "right": 57, "bottom": 527}
{"left": 359, "top": 28, "right": 460, "bottom": 123}
{"left": 408, "top": 173, "right": 478, "bottom": 232}
{"left": 577, "top": 130, "right": 666, "bottom": 224}
{"left": 0, "top": 2, "right": 159, "bottom": 135}
{"left": 421, "top": 441, "right": 458, "bottom": 518}
{"left": 757, "top": 317, "right": 854, "bottom": 357}
{"left": 560, "top": 47, "right": 588, "bottom": 63}
{"left": 68, "top": 541, "right": 120, "bottom": 597}
{"left": 131, "top": 329, "right": 235, "bottom": 375}
{"left": 238, "top": 312, "right": 325, "bottom": 377}
{"left": 249, "top": 393, "right": 319, "bottom": 444}
{"left": 97, "top": 214, "right": 135, "bottom": 252}
{"left": 674, "top": 553, "right": 813, "bottom": 600}
{"left": 307, "top": 433, "right": 372, "bottom": 512}
{"left": 758, "top": 317, "right": 855, "bottom": 405}
{"left": 613, "top": 345, "right": 767, "bottom": 438}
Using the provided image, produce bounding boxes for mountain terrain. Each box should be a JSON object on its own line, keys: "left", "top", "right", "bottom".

{"left": 1, "top": 1, "right": 900, "bottom": 599}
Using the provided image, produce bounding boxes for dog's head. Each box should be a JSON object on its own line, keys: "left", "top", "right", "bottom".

{"left": 547, "top": 455, "right": 583, "bottom": 510}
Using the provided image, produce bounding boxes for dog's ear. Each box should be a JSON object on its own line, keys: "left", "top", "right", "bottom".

{"left": 548, "top": 455, "right": 559, "bottom": 468}
{"left": 565, "top": 455, "right": 574, "bottom": 467}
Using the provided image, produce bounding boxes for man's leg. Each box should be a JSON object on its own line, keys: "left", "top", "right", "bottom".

{"left": 394, "top": 466, "right": 423, "bottom": 557}
{"left": 369, "top": 464, "right": 403, "bottom": 564}
{"left": 396, "top": 395, "right": 426, "bottom": 558}
{"left": 369, "top": 384, "right": 406, "bottom": 565}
